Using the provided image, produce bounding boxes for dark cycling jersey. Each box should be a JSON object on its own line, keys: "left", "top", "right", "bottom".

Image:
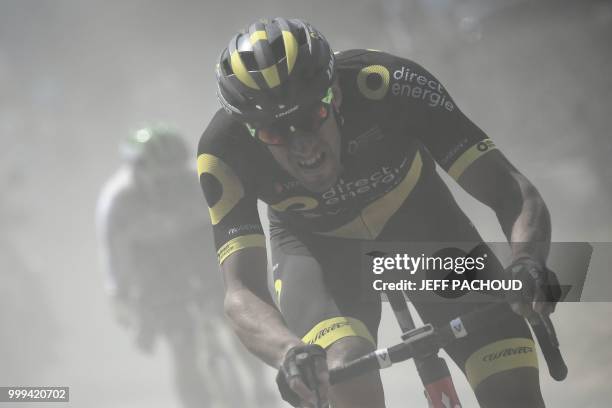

{"left": 198, "top": 49, "right": 497, "bottom": 264}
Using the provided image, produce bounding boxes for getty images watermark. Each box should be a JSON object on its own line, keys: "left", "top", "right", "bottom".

{"left": 370, "top": 252, "right": 522, "bottom": 293}
{"left": 359, "top": 242, "right": 597, "bottom": 303}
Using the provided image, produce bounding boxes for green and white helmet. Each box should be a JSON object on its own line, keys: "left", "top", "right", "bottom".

{"left": 120, "top": 125, "right": 189, "bottom": 168}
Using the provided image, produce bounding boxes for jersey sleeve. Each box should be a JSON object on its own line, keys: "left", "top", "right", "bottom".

{"left": 377, "top": 52, "right": 497, "bottom": 181}
{"left": 197, "top": 112, "right": 265, "bottom": 265}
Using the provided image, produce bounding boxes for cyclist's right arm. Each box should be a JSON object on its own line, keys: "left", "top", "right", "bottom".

{"left": 197, "top": 128, "right": 303, "bottom": 368}
{"left": 198, "top": 116, "right": 332, "bottom": 406}
{"left": 221, "top": 247, "right": 303, "bottom": 368}
{"left": 222, "top": 249, "right": 330, "bottom": 406}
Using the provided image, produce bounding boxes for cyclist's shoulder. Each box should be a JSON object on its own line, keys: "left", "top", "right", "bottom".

{"left": 336, "top": 48, "right": 425, "bottom": 73}
{"left": 198, "top": 108, "right": 250, "bottom": 156}
{"left": 198, "top": 108, "right": 267, "bottom": 182}
{"left": 336, "top": 49, "right": 437, "bottom": 106}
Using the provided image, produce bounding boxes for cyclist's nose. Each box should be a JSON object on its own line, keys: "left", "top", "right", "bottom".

{"left": 289, "top": 131, "right": 319, "bottom": 157}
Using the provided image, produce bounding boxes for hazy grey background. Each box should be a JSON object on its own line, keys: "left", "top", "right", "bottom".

{"left": 1, "top": 0, "right": 611, "bottom": 406}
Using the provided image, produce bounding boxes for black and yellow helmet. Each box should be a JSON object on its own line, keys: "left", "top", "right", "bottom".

{"left": 215, "top": 18, "right": 335, "bottom": 127}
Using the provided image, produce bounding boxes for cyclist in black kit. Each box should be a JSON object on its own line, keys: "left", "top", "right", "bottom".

{"left": 198, "top": 18, "right": 559, "bottom": 407}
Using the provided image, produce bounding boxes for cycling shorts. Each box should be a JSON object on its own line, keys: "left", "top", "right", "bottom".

{"left": 269, "top": 219, "right": 537, "bottom": 389}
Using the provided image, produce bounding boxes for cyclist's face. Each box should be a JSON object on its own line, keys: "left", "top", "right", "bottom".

{"left": 267, "top": 107, "right": 342, "bottom": 193}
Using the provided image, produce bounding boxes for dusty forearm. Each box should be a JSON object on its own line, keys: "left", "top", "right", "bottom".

{"left": 224, "top": 288, "right": 303, "bottom": 368}
{"left": 499, "top": 174, "right": 551, "bottom": 265}
{"left": 457, "top": 152, "right": 552, "bottom": 265}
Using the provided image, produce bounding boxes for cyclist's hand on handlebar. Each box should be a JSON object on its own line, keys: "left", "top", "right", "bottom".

{"left": 506, "top": 257, "right": 561, "bottom": 322}
{"left": 276, "top": 344, "right": 330, "bottom": 407}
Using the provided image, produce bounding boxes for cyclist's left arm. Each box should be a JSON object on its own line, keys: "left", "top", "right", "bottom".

{"left": 449, "top": 141, "right": 557, "bottom": 318}
{"left": 393, "top": 58, "right": 551, "bottom": 264}
{"left": 456, "top": 149, "right": 551, "bottom": 265}
{"left": 394, "top": 57, "right": 556, "bottom": 316}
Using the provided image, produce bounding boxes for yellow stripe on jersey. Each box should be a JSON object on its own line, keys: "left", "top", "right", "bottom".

{"left": 302, "top": 317, "right": 375, "bottom": 349}
{"left": 197, "top": 153, "right": 245, "bottom": 225}
{"left": 361, "top": 150, "right": 422, "bottom": 237}
{"left": 465, "top": 338, "right": 538, "bottom": 389}
{"left": 319, "top": 150, "right": 422, "bottom": 239}
{"left": 217, "top": 234, "right": 266, "bottom": 264}
{"left": 447, "top": 139, "right": 497, "bottom": 180}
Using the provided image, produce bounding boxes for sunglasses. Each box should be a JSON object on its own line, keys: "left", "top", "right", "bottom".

{"left": 246, "top": 87, "right": 334, "bottom": 146}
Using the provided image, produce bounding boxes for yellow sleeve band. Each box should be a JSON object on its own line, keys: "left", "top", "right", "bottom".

{"left": 217, "top": 234, "right": 266, "bottom": 264}
{"left": 447, "top": 139, "right": 497, "bottom": 180}
{"left": 302, "top": 317, "right": 375, "bottom": 349}
{"left": 465, "top": 337, "right": 538, "bottom": 389}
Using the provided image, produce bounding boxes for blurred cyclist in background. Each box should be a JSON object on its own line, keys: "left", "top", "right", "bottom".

{"left": 96, "top": 125, "right": 278, "bottom": 408}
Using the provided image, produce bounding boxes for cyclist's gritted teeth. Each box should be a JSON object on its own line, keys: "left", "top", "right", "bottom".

{"left": 292, "top": 147, "right": 339, "bottom": 193}
{"left": 298, "top": 151, "right": 326, "bottom": 170}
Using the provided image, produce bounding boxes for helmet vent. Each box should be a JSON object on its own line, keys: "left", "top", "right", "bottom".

{"left": 222, "top": 58, "right": 233, "bottom": 75}
{"left": 271, "top": 36, "right": 286, "bottom": 63}
{"left": 240, "top": 51, "right": 258, "bottom": 71}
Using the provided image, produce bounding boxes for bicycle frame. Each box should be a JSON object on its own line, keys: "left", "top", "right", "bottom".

{"left": 384, "top": 288, "right": 463, "bottom": 408}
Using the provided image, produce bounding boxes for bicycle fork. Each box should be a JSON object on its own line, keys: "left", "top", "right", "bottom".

{"left": 417, "top": 355, "right": 461, "bottom": 408}
{"left": 384, "top": 289, "right": 462, "bottom": 408}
